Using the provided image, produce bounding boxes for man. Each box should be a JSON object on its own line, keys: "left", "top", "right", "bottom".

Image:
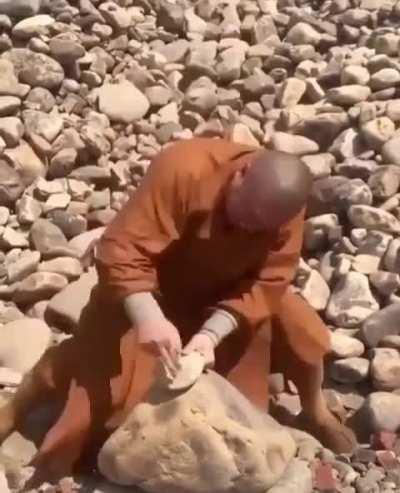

{"left": 0, "top": 137, "right": 356, "bottom": 484}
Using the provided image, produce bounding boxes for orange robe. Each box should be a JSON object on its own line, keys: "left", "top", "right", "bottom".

{"left": 33, "top": 137, "right": 330, "bottom": 473}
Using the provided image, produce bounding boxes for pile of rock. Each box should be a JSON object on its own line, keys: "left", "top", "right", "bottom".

{"left": 0, "top": 0, "right": 399, "bottom": 491}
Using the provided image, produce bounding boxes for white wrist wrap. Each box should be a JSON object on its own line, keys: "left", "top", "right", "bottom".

{"left": 199, "top": 309, "right": 238, "bottom": 345}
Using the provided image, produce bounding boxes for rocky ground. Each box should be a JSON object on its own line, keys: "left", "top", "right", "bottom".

{"left": 0, "top": 0, "right": 399, "bottom": 491}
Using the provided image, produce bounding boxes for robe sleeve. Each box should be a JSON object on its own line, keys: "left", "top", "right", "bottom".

{"left": 94, "top": 153, "right": 186, "bottom": 304}
{"left": 215, "top": 208, "right": 306, "bottom": 332}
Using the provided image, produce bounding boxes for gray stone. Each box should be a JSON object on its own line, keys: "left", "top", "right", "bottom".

{"left": 360, "top": 392, "right": 400, "bottom": 433}
{"left": 297, "top": 269, "right": 330, "bottom": 311}
{"left": 98, "top": 80, "right": 150, "bottom": 123}
{"left": 370, "top": 69, "right": 400, "bottom": 91}
{"left": 370, "top": 271, "right": 400, "bottom": 297}
{"left": 360, "top": 117, "right": 395, "bottom": 151}
{"left": 0, "top": 160, "right": 23, "bottom": 206}
{"left": 30, "top": 218, "right": 78, "bottom": 258}
{"left": 3, "top": 141, "right": 45, "bottom": 186}
{"left": 330, "top": 332, "right": 365, "bottom": 359}
{"left": 361, "top": 304, "right": 400, "bottom": 348}
{"left": 271, "top": 132, "right": 319, "bottom": 155}
{"left": 286, "top": 22, "right": 320, "bottom": 46}
{"left": 368, "top": 165, "right": 400, "bottom": 199}
{"left": 348, "top": 205, "right": 400, "bottom": 234}
{"left": 0, "top": 0, "right": 41, "bottom": 16}
{"left": 341, "top": 65, "right": 370, "bottom": 86}
{"left": 0, "top": 117, "right": 23, "bottom": 147}
{"left": 6, "top": 250, "right": 40, "bottom": 283}
{"left": 276, "top": 78, "right": 306, "bottom": 108}
{"left": 370, "top": 348, "right": 400, "bottom": 391}
{"left": 330, "top": 357, "right": 370, "bottom": 384}
{"left": 13, "top": 271, "right": 68, "bottom": 304}
{"left": 38, "top": 256, "right": 83, "bottom": 280}
{"left": 3, "top": 48, "right": 64, "bottom": 89}
{"left": 22, "top": 109, "right": 63, "bottom": 143}
{"left": 327, "top": 85, "right": 371, "bottom": 106}
{"left": 0, "top": 96, "right": 20, "bottom": 116}
{"left": 326, "top": 272, "right": 379, "bottom": 327}
{"left": 12, "top": 14, "right": 54, "bottom": 39}
{"left": 384, "top": 238, "right": 400, "bottom": 274}
{"left": 16, "top": 194, "right": 41, "bottom": 225}
{"left": 0, "top": 318, "right": 50, "bottom": 373}
{"left": 0, "top": 226, "right": 29, "bottom": 249}
{"left": 68, "top": 226, "right": 105, "bottom": 258}
{"left": 45, "top": 269, "right": 97, "bottom": 332}
{"left": 382, "top": 136, "right": 400, "bottom": 166}
{"left": 24, "top": 87, "right": 55, "bottom": 113}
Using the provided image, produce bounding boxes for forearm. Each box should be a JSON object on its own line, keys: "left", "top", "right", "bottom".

{"left": 123, "top": 291, "right": 167, "bottom": 325}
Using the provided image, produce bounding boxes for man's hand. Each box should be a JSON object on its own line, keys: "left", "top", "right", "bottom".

{"left": 183, "top": 333, "right": 216, "bottom": 369}
{"left": 137, "top": 320, "right": 182, "bottom": 376}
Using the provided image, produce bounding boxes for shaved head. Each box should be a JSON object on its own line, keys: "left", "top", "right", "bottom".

{"left": 225, "top": 150, "right": 312, "bottom": 232}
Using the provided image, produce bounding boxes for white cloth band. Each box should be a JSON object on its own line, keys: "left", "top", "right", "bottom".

{"left": 199, "top": 309, "right": 238, "bottom": 345}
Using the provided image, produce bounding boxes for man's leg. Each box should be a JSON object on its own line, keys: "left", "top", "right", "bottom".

{"left": 272, "top": 291, "right": 357, "bottom": 453}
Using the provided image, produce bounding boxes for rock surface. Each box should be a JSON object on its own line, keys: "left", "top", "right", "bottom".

{"left": 98, "top": 372, "right": 297, "bottom": 492}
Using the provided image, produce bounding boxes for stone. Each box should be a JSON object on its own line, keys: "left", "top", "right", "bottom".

{"left": 341, "top": 65, "right": 370, "bottom": 85}
{"left": 348, "top": 205, "right": 400, "bottom": 234}
{"left": 352, "top": 254, "right": 380, "bottom": 274}
{"left": 98, "top": 372, "right": 297, "bottom": 492}
{"left": 3, "top": 142, "right": 45, "bottom": 186}
{"left": 327, "top": 85, "right": 371, "bottom": 106}
{"left": 370, "top": 271, "right": 400, "bottom": 297}
{"left": 370, "top": 69, "right": 400, "bottom": 91}
{"left": 6, "top": 250, "right": 40, "bottom": 284}
{"left": 308, "top": 176, "right": 372, "bottom": 216}
{"left": 68, "top": 226, "right": 105, "bottom": 258}
{"left": 0, "top": 96, "right": 20, "bottom": 116}
{"left": 16, "top": 195, "right": 41, "bottom": 225}
{"left": 370, "top": 348, "right": 400, "bottom": 391}
{"left": 38, "top": 257, "right": 83, "bottom": 280}
{"left": 3, "top": 49, "right": 64, "bottom": 89}
{"left": 0, "top": 160, "right": 23, "bottom": 206}
{"left": 360, "top": 118, "right": 395, "bottom": 151}
{"left": 286, "top": 22, "right": 320, "bottom": 46}
{"left": 329, "top": 128, "right": 366, "bottom": 161}
{"left": 326, "top": 272, "right": 379, "bottom": 327}
{"left": 0, "top": 227, "right": 29, "bottom": 249}
{"left": 360, "top": 392, "right": 400, "bottom": 433}
{"left": 361, "top": 304, "right": 400, "bottom": 348}
{"left": 49, "top": 35, "right": 85, "bottom": 64}
{"left": 226, "top": 123, "right": 260, "bottom": 147}
{"left": 297, "top": 269, "right": 330, "bottom": 311}
{"left": 13, "top": 271, "right": 68, "bottom": 304}
{"left": 49, "top": 209, "right": 88, "bottom": 240}
{"left": 12, "top": 14, "right": 54, "bottom": 40}
{"left": 30, "top": 218, "right": 77, "bottom": 258}
{"left": 330, "top": 332, "right": 365, "bottom": 359}
{"left": 381, "top": 136, "right": 400, "bottom": 166}
{"left": 300, "top": 154, "right": 333, "bottom": 179}
{"left": 384, "top": 239, "right": 400, "bottom": 274}
{"left": 271, "top": 132, "right": 319, "bottom": 155}
{"left": 42, "top": 192, "right": 71, "bottom": 214}
{"left": 0, "top": 0, "right": 41, "bottom": 16}
{"left": 368, "top": 166, "right": 400, "bottom": 199}
{"left": 0, "top": 117, "right": 23, "bottom": 147}
{"left": 0, "top": 318, "right": 50, "bottom": 373}
{"left": 330, "top": 357, "right": 370, "bottom": 384}
{"left": 97, "top": 80, "right": 150, "bottom": 123}
{"left": 276, "top": 78, "right": 306, "bottom": 108}
{"left": 45, "top": 269, "right": 97, "bottom": 332}
{"left": 22, "top": 109, "right": 63, "bottom": 143}
{"left": 267, "top": 459, "right": 313, "bottom": 493}
{"left": 184, "top": 77, "right": 218, "bottom": 116}
{"left": 25, "top": 87, "right": 55, "bottom": 113}
{"left": 49, "top": 148, "right": 77, "bottom": 178}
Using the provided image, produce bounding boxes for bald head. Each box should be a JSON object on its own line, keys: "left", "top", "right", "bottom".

{"left": 225, "top": 150, "right": 312, "bottom": 232}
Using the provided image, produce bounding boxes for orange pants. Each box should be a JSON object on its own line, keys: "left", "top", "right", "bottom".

{"left": 30, "top": 288, "right": 330, "bottom": 472}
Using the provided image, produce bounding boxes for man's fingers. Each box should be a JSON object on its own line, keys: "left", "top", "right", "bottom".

{"left": 160, "top": 345, "right": 179, "bottom": 378}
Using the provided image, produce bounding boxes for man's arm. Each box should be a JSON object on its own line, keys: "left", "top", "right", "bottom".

{"left": 211, "top": 208, "right": 306, "bottom": 336}
{"left": 94, "top": 151, "right": 186, "bottom": 306}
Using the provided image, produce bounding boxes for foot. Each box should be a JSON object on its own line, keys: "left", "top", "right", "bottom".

{"left": 295, "top": 411, "right": 357, "bottom": 454}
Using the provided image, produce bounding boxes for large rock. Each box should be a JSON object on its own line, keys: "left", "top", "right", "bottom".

{"left": 0, "top": 318, "right": 51, "bottom": 373}
{"left": 30, "top": 218, "right": 78, "bottom": 258}
{"left": 98, "top": 372, "right": 297, "bottom": 493}
{"left": 13, "top": 272, "right": 68, "bottom": 304}
{"left": 370, "top": 348, "right": 400, "bottom": 391}
{"left": 98, "top": 80, "right": 150, "bottom": 123}
{"left": 45, "top": 269, "right": 97, "bottom": 332}
{"left": 348, "top": 205, "right": 400, "bottom": 234}
{"left": 360, "top": 304, "right": 400, "bottom": 348}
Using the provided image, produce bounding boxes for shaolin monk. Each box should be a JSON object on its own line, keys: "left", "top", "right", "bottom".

{"left": 0, "top": 137, "right": 357, "bottom": 483}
